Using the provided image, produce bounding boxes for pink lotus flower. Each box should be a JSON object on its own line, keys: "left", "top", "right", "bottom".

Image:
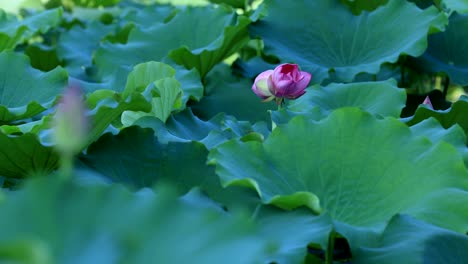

{"left": 252, "top": 63, "right": 312, "bottom": 103}
{"left": 54, "top": 85, "right": 89, "bottom": 155}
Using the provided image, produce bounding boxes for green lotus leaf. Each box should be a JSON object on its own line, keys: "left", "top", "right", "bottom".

{"left": 123, "top": 77, "right": 183, "bottom": 123}
{"left": 134, "top": 108, "right": 268, "bottom": 149}
{"left": 0, "top": 51, "right": 68, "bottom": 124}
{"left": 134, "top": 109, "right": 231, "bottom": 147}
{"left": 71, "top": 0, "right": 120, "bottom": 7}
{"left": 0, "top": 8, "right": 62, "bottom": 51}
{"left": 0, "top": 114, "right": 53, "bottom": 136}
{"left": 0, "top": 177, "right": 266, "bottom": 263}
{"left": 80, "top": 125, "right": 215, "bottom": 193}
{"left": 250, "top": 0, "right": 447, "bottom": 83}
{"left": 0, "top": 0, "right": 44, "bottom": 14}
{"left": 409, "top": 14, "right": 468, "bottom": 85}
{"left": 233, "top": 56, "right": 277, "bottom": 79}
{"left": 173, "top": 64, "right": 204, "bottom": 102}
{"left": 208, "top": 108, "right": 468, "bottom": 231}
{"left": 85, "top": 90, "right": 152, "bottom": 145}
{"left": 354, "top": 214, "right": 468, "bottom": 264}
{"left": 0, "top": 131, "right": 58, "bottom": 178}
{"left": 0, "top": 88, "right": 153, "bottom": 179}
{"left": 443, "top": 0, "right": 468, "bottom": 14}
{"left": 406, "top": 96, "right": 468, "bottom": 140}
{"left": 65, "top": 5, "right": 121, "bottom": 22}
{"left": 46, "top": 0, "right": 120, "bottom": 8}
{"left": 122, "top": 61, "right": 176, "bottom": 97}
{"left": 339, "top": 0, "right": 388, "bottom": 14}
{"left": 25, "top": 44, "right": 62, "bottom": 72}
{"left": 255, "top": 206, "right": 333, "bottom": 263}
{"left": 56, "top": 20, "right": 116, "bottom": 79}
{"left": 191, "top": 64, "right": 276, "bottom": 123}
{"left": 209, "top": 0, "right": 245, "bottom": 8}
{"left": 275, "top": 79, "right": 406, "bottom": 124}
{"left": 349, "top": 63, "right": 402, "bottom": 83}
{"left": 98, "top": 59, "right": 202, "bottom": 104}
{"left": 119, "top": 4, "right": 174, "bottom": 29}
{"left": 95, "top": 5, "right": 250, "bottom": 79}
{"left": 122, "top": 62, "right": 198, "bottom": 113}
{"left": 409, "top": 118, "right": 468, "bottom": 166}
{"left": 152, "top": 0, "right": 210, "bottom": 5}
{"left": 404, "top": 189, "right": 468, "bottom": 233}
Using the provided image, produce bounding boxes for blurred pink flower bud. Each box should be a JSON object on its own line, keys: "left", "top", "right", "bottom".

{"left": 422, "top": 96, "right": 433, "bottom": 109}
{"left": 252, "top": 63, "right": 312, "bottom": 102}
{"left": 54, "top": 85, "right": 89, "bottom": 155}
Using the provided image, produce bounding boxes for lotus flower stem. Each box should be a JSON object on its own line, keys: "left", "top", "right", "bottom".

{"left": 443, "top": 75, "right": 450, "bottom": 99}
{"left": 59, "top": 152, "right": 73, "bottom": 180}
{"left": 275, "top": 97, "right": 284, "bottom": 110}
{"left": 54, "top": 85, "right": 89, "bottom": 180}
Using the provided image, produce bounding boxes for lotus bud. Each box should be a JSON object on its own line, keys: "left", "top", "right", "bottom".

{"left": 54, "top": 85, "right": 89, "bottom": 155}
{"left": 422, "top": 96, "right": 433, "bottom": 109}
{"left": 252, "top": 63, "right": 312, "bottom": 104}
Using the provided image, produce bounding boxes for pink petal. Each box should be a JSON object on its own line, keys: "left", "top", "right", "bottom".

{"left": 272, "top": 64, "right": 297, "bottom": 84}
{"left": 252, "top": 70, "right": 274, "bottom": 99}
{"left": 285, "top": 88, "right": 306, "bottom": 99}
{"left": 422, "top": 96, "right": 433, "bottom": 109}
{"left": 272, "top": 80, "right": 295, "bottom": 96}
{"left": 295, "top": 71, "right": 312, "bottom": 90}
{"left": 254, "top": 70, "right": 274, "bottom": 83}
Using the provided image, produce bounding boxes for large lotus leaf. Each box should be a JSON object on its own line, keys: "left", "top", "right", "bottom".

{"left": 45, "top": 0, "right": 119, "bottom": 9}
{"left": 406, "top": 96, "right": 468, "bottom": 141}
{"left": 209, "top": 0, "right": 245, "bottom": 8}
{"left": 122, "top": 65, "right": 184, "bottom": 125}
{"left": 0, "top": 0, "right": 43, "bottom": 14}
{"left": 167, "top": 13, "right": 250, "bottom": 77}
{"left": 25, "top": 44, "right": 62, "bottom": 72}
{"left": 68, "top": 0, "right": 120, "bottom": 7}
{"left": 134, "top": 109, "right": 231, "bottom": 147}
{"left": 410, "top": 14, "right": 468, "bottom": 85}
{"left": 122, "top": 61, "right": 195, "bottom": 104}
{"left": 0, "top": 90, "right": 150, "bottom": 179}
{"left": 0, "top": 51, "right": 68, "bottom": 123}
{"left": 95, "top": 5, "right": 250, "bottom": 79}
{"left": 152, "top": 0, "right": 210, "bottom": 5}
{"left": 409, "top": 118, "right": 468, "bottom": 166}
{"left": 122, "top": 77, "right": 183, "bottom": 123}
{"left": 79, "top": 125, "right": 215, "bottom": 193}
{"left": 84, "top": 90, "right": 152, "bottom": 145}
{"left": 63, "top": 5, "right": 121, "bottom": 22}
{"left": 0, "top": 8, "right": 62, "bottom": 51}
{"left": 173, "top": 64, "right": 204, "bottom": 102}
{"left": 56, "top": 21, "right": 116, "bottom": 79}
{"left": 0, "top": 131, "right": 59, "bottom": 178}
{"left": 284, "top": 79, "right": 406, "bottom": 121}
{"left": 255, "top": 206, "right": 333, "bottom": 263}
{"left": 134, "top": 108, "right": 268, "bottom": 149}
{"left": 443, "top": 0, "right": 468, "bottom": 14}
{"left": 340, "top": 0, "right": 388, "bottom": 14}
{"left": 354, "top": 214, "right": 468, "bottom": 264}
{"left": 123, "top": 62, "right": 175, "bottom": 98}
{"left": 0, "top": 114, "right": 52, "bottom": 136}
{"left": 121, "top": 4, "right": 173, "bottom": 24}
{"left": 208, "top": 108, "right": 468, "bottom": 230}
{"left": 233, "top": 56, "right": 277, "bottom": 79}
{"left": 404, "top": 188, "right": 468, "bottom": 233}
{"left": 191, "top": 64, "right": 276, "bottom": 123}
{"left": 0, "top": 177, "right": 266, "bottom": 263}
{"left": 250, "top": 0, "right": 447, "bottom": 83}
